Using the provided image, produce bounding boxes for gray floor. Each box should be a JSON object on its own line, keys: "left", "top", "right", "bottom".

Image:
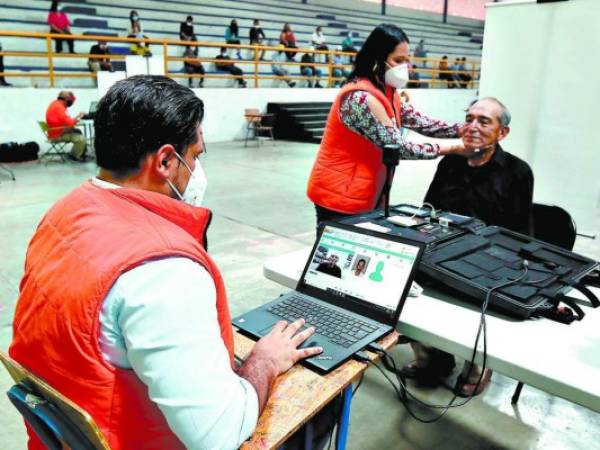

{"left": 0, "top": 140, "right": 598, "bottom": 450}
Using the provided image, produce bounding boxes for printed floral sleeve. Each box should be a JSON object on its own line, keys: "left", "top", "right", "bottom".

{"left": 400, "top": 102, "right": 461, "bottom": 138}
{"left": 339, "top": 91, "right": 439, "bottom": 160}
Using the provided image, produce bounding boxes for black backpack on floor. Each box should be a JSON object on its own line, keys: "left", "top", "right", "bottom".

{"left": 0, "top": 142, "right": 40, "bottom": 162}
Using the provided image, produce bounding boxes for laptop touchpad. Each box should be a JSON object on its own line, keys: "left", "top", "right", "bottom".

{"left": 259, "top": 323, "right": 278, "bottom": 336}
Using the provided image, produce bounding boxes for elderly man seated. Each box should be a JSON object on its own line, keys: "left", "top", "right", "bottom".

{"left": 402, "top": 97, "right": 534, "bottom": 397}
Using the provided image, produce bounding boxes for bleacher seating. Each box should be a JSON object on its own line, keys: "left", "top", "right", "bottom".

{"left": 0, "top": 0, "right": 484, "bottom": 88}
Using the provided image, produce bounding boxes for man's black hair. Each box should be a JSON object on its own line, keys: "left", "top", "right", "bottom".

{"left": 95, "top": 75, "right": 204, "bottom": 177}
{"left": 347, "top": 24, "right": 409, "bottom": 93}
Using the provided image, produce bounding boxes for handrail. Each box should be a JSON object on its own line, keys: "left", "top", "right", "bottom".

{"left": 0, "top": 30, "right": 480, "bottom": 89}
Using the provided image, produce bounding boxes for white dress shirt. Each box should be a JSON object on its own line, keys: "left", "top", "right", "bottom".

{"left": 92, "top": 178, "right": 258, "bottom": 450}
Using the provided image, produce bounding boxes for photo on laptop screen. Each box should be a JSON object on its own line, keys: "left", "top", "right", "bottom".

{"left": 303, "top": 225, "right": 421, "bottom": 314}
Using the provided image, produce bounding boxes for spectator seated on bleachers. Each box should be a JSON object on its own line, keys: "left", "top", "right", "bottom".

{"left": 341, "top": 32, "right": 357, "bottom": 63}
{"left": 407, "top": 63, "right": 426, "bottom": 89}
{"left": 182, "top": 45, "right": 204, "bottom": 88}
{"left": 88, "top": 41, "right": 112, "bottom": 73}
{"left": 457, "top": 57, "right": 472, "bottom": 88}
{"left": 300, "top": 49, "right": 323, "bottom": 88}
{"left": 280, "top": 23, "right": 298, "bottom": 61}
{"left": 215, "top": 47, "right": 247, "bottom": 87}
{"left": 438, "top": 55, "right": 458, "bottom": 88}
{"left": 331, "top": 49, "right": 350, "bottom": 87}
{"left": 249, "top": 19, "right": 266, "bottom": 60}
{"left": 0, "top": 41, "right": 11, "bottom": 87}
{"left": 127, "top": 10, "right": 151, "bottom": 56}
{"left": 179, "top": 16, "right": 196, "bottom": 42}
{"left": 48, "top": 1, "right": 74, "bottom": 54}
{"left": 271, "top": 45, "right": 296, "bottom": 87}
{"left": 225, "top": 19, "right": 242, "bottom": 59}
{"left": 414, "top": 39, "right": 428, "bottom": 67}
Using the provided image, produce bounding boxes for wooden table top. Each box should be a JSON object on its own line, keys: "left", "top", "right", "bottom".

{"left": 236, "top": 331, "right": 399, "bottom": 450}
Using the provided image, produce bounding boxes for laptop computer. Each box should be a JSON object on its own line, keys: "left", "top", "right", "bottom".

{"left": 82, "top": 101, "right": 98, "bottom": 120}
{"left": 234, "top": 221, "right": 425, "bottom": 373}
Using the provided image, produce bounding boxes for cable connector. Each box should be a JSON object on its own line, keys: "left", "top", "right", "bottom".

{"left": 353, "top": 351, "right": 371, "bottom": 363}
{"left": 365, "top": 342, "right": 385, "bottom": 353}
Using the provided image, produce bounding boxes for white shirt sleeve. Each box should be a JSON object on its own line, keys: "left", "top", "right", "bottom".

{"left": 99, "top": 257, "right": 258, "bottom": 450}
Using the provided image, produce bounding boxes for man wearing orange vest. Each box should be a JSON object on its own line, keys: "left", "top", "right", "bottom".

{"left": 10, "top": 75, "right": 322, "bottom": 450}
{"left": 45, "top": 90, "right": 89, "bottom": 161}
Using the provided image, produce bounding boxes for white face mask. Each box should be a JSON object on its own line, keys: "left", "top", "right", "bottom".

{"left": 384, "top": 62, "right": 409, "bottom": 89}
{"left": 167, "top": 153, "right": 208, "bottom": 207}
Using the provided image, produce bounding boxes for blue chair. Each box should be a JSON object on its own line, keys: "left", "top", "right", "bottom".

{"left": 0, "top": 351, "right": 110, "bottom": 450}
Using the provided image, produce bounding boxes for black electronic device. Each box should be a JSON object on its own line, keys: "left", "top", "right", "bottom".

{"left": 335, "top": 204, "right": 599, "bottom": 322}
{"left": 234, "top": 221, "right": 425, "bottom": 373}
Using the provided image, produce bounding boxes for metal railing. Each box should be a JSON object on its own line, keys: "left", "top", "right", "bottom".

{"left": 0, "top": 30, "right": 480, "bottom": 89}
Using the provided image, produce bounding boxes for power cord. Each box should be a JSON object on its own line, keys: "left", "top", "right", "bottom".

{"left": 353, "top": 261, "right": 532, "bottom": 423}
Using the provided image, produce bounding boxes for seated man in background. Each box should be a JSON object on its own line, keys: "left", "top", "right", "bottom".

{"left": 182, "top": 45, "right": 205, "bottom": 88}
{"left": 331, "top": 47, "right": 350, "bottom": 87}
{"left": 215, "top": 47, "right": 247, "bottom": 87}
{"left": 45, "top": 90, "right": 88, "bottom": 161}
{"left": 179, "top": 15, "right": 196, "bottom": 42}
{"left": 300, "top": 49, "right": 323, "bottom": 88}
{"left": 11, "top": 75, "right": 321, "bottom": 450}
{"left": 88, "top": 40, "right": 112, "bottom": 73}
{"left": 403, "top": 97, "right": 534, "bottom": 397}
{"left": 271, "top": 45, "right": 296, "bottom": 87}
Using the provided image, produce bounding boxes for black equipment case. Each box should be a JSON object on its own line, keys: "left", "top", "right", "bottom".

{"left": 338, "top": 205, "right": 600, "bottom": 321}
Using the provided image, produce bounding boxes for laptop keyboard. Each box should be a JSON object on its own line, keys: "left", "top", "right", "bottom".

{"left": 267, "top": 295, "right": 379, "bottom": 348}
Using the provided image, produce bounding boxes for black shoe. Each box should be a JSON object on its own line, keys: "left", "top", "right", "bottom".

{"left": 400, "top": 351, "right": 456, "bottom": 388}
{"left": 288, "top": 81, "right": 296, "bottom": 87}
{"left": 0, "top": 81, "right": 11, "bottom": 87}
{"left": 315, "top": 83, "right": 323, "bottom": 88}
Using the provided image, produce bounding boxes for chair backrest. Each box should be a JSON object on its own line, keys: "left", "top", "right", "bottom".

{"left": 244, "top": 108, "right": 262, "bottom": 122}
{"left": 38, "top": 121, "right": 49, "bottom": 136}
{"left": 0, "top": 351, "right": 111, "bottom": 450}
{"left": 532, "top": 203, "right": 577, "bottom": 251}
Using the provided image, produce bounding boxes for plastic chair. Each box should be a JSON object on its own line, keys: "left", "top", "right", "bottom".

{"left": 244, "top": 108, "right": 274, "bottom": 147}
{"left": 37, "top": 121, "right": 70, "bottom": 162}
{"left": 0, "top": 351, "right": 111, "bottom": 450}
{"left": 511, "top": 203, "right": 576, "bottom": 405}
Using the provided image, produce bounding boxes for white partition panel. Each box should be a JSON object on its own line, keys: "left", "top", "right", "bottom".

{"left": 480, "top": 0, "right": 600, "bottom": 234}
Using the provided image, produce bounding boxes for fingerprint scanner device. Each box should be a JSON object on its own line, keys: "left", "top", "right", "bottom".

{"left": 234, "top": 222, "right": 425, "bottom": 373}
{"left": 387, "top": 215, "right": 426, "bottom": 228}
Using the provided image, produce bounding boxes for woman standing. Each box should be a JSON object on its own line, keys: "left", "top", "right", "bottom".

{"left": 307, "top": 24, "right": 468, "bottom": 224}
{"left": 48, "top": 1, "right": 74, "bottom": 54}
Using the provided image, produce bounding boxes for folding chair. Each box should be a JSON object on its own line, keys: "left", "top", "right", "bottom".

{"left": 0, "top": 351, "right": 111, "bottom": 450}
{"left": 38, "top": 121, "right": 71, "bottom": 162}
{"left": 244, "top": 108, "right": 275, "bottom": 147}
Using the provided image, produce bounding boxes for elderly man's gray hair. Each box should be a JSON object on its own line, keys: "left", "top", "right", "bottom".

{"left": 468, "top": 97, "right": 511, "bottom": 127}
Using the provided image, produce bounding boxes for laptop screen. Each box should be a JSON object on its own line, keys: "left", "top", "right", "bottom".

{"left": 302, "top": 225, "right": 421, "bottom": 316}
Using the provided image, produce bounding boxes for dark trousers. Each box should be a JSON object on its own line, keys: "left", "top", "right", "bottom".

{"left": 218, "top": 65, "right": 245, "bottom": 85}
{"left": 184, "top": 63, "right": 205, "bottom": 87}
{"left": 55, "top": 34, "right": 74, "bottom": 53}
{"left": 0, "top": 55, "right": 7, "bottom": 84}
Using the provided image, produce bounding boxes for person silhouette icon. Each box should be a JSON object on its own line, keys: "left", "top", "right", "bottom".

{"left": 369, "top": 261, "right": 384, "bottom": 282}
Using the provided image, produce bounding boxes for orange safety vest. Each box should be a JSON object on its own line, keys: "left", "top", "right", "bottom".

{"left": 307, "top": 78, "right": 402, "bottom": 214}
{"left": 10, "top": 181, "right": 234, "bottom": 450}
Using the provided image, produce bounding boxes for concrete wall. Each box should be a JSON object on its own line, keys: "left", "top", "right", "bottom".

{"left": 0, "top": 87, "right": 476, "bottom": 146}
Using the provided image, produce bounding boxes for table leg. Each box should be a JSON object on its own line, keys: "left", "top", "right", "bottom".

{"left": 336, "top": 385, "right": 353, "bottom": 450}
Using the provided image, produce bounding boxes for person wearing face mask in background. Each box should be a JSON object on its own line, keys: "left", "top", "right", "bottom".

{"left": 249, "top": 19, "right": 266, "bottom": 60}
{"left": 307, "top": 24, "right": 471, "bottom": 224}
{"left": 127, "top": 10, "right": 151, "bottom": 56}
{"left": 11, "top": 76, "right": 322, "bottom": 450}
{"left": 45, "top": 90, "right": 88, "bottom": 161}
{"left": 179, "top": 15, "right": 197, "bottom": 42}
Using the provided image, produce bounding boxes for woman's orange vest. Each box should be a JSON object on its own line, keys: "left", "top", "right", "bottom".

{"left": 307, "top": 78, "right": 402, "bottom": 214}
{"left": 9, "top": 182, "right": 234, "bottom": 450}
